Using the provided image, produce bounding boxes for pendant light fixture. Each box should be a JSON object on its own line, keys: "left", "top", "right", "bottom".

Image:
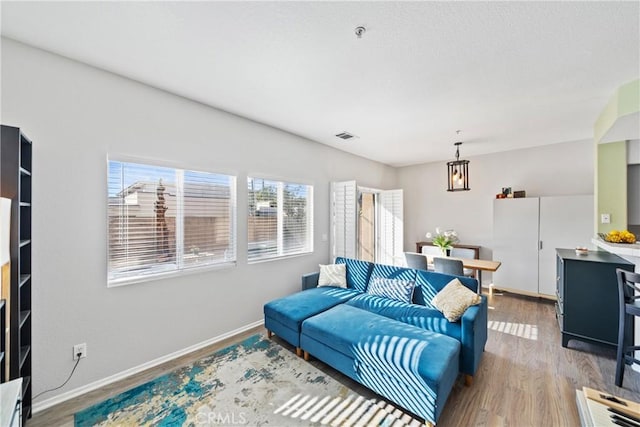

{"left": 447, "top": 131, "right": 470, "bottom": 192}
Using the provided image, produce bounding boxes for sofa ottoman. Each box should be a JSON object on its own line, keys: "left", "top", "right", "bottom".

{"left": 264, "top": 286, "right": 361, "bottom": 355}
{"left": 300, "top": 304, "right": 460, "bottom": 425}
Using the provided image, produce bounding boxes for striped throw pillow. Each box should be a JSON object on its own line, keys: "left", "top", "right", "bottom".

{"left": 318, "top": 264, "right": 348, "bottom": 288}
{"left": 367, "top": 276, "right": 415, "bottom": 304}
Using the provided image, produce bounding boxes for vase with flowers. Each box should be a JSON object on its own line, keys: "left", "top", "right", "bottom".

{"left": 426, "top": 228, "right": 459, "bottom": 256}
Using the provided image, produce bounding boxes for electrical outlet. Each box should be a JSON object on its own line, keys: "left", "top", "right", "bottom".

{"left": 73, "top": 343, "right": 87, "bottom": 360}
{"left": 601, "top": 213, "right": 611, "bottom": 224}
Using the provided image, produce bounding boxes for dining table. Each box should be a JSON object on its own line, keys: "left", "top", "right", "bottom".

{"left": 425, "top": 255, "right": 502, "bottom": 294}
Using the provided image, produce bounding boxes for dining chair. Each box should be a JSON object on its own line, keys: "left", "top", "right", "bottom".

{"left": 433, "top": 257, "right": 464, "bottom": 276}
{"left": 421, "top": 246, "right": 442, "bottom": 257}
{"left": 615, "top": 268, "right": 640, "bottom": 387}
{"left": 449, "top": 247, "right": 476, "bottom": 277}
{"left": 404, "top": 252, "right": 429, "bottom": 270}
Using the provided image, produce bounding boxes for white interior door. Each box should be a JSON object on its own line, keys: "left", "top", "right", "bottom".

{"left": 493, "top": 198, "right": 540, "bottom": 294}
{"left": 538, "top": 195, "right": 594, "bottom": 296}
{"left": 330, "top": 181, "right": 357, "bottom": 260}
{"left": 376, "top": 189, "right": 404, "bottom": 266}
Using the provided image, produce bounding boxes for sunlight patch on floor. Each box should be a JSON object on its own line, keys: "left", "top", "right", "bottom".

{"left": 488, "top": 320, "right": 539, "bottom": 340}
{"left": 274, "top": 393, "right": 422, "bottom": 426}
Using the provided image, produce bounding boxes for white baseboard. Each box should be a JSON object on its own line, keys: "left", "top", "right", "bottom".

{"left": 32, "top": 319, "right": 264, "bottom": 414}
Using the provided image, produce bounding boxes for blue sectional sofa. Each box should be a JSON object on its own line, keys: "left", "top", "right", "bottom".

{"left": 263, "top": 257, "right": 488, "bottom": 425}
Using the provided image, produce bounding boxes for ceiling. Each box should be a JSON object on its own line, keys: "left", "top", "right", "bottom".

{"left": 1, "top": 1, "right": 639, "bottom": 167}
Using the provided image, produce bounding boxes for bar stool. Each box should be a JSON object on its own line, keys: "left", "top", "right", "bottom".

{"left": 615, "top": 268, "right": 640, "bottom": 387}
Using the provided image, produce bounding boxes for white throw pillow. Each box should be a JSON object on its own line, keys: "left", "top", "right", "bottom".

{"left": 318, "top": 263, "right": 348, "bottom": 288}
{"left": 431, "top": 278, "right": 481, "bottom": 322}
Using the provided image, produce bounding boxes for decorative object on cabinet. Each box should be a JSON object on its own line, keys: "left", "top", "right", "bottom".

{"left": 614, "top": 268, "right": 640, "bottom": 387}
{"left": 1, "top": 125, "right": 32, "bottom": 424}
{"left": 446, "top": 131, "right": 470, "bottom": 192}
{"left": 556, "top": 249, "right": 634, "bottom": 349}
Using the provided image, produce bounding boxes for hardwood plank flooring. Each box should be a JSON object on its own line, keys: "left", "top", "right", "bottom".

{"left": 28, "top": 328, "right": 261, "bottom": 427}
{"left": 29, "top": 291, "right": 640, "bottom": 426}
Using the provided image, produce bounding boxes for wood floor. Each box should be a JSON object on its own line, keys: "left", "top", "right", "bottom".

{"left": 29, "top": 291, "right": 640, "bottom": 426}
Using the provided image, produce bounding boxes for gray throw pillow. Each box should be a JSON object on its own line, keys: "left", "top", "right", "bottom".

{"left": 367, "top": 276, "right": 415, "bottom": 304}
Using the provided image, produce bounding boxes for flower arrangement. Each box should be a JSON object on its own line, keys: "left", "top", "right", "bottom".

{"left": 604, "top": 230, "right": 636, "bottom": 244}
{"left": 426, "top": 228, "right": 459, "bottom": 253}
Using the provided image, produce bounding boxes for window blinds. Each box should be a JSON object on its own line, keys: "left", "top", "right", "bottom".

{"left": 247, "top": 177, "right": 312, "bottom": 261}
{"left": 330, "top": 181, "right": 357, "bottom": 260}
{"left": 376, "top": 189, "right": 404, "bottom": 266}
{"left": 108, "top": 160, "right": 236, "bottom": 285}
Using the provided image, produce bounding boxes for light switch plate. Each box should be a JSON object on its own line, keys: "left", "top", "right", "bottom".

{"left": 601, "top": 213, "right": 611, "bottom": 224}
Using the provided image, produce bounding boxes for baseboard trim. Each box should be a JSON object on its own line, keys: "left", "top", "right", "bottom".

{"left": 32, "top": 319, "right": 264, "bottom": 414}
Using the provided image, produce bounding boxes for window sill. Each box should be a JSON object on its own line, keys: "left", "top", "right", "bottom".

{"left": 247, "top": 251, "right": 313, "bottom": 265}
{"left": 108, "top": 261, "right": 237, "bottom": 288}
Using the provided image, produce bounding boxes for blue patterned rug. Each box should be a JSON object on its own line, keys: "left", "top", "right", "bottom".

{"left": 75, "top": 334, "right": 418, "bottom": 426}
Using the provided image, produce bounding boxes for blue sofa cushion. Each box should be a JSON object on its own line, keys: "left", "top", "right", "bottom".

{"left": 368, "top": 263, "right": 417, "bottom": 290}
{"left": 264, "top": 287, "right": 361, "bottom": 332}
{"left": 345, "top": 293, "right": 461, "bottom": 340}
{"left": 335, "top": 257, "right": 374, "bottom": 292}
{"left": 301, "top": 304, "right": 460, "bottom": 393}
{"left": 413, "top": 269, "right": 478, "bottom": 306}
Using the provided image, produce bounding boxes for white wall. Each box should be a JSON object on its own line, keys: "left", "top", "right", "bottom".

{"left": 0, "top": 39, "right": 397, "bottom": 402}
{"left": 397, "top": 140, "right": 594, "bottom": 284}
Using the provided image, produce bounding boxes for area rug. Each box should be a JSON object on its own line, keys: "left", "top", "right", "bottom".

{"left": 75, "top": 334, "right": 419, "bottom": 426}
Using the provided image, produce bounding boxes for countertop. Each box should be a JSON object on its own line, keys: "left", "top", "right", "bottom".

{"left": 591, "top": 237, "right": 640, "bottom": 258}
{"left": 557, "top": 248, "right": 634, "bottom": 264}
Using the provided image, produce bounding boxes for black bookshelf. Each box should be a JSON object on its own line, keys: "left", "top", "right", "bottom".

{"left": 1, "top": 125, "right": 32, "bottom": 423}
{"left": 1, "top": 299, "right": 5, "bottom": 383}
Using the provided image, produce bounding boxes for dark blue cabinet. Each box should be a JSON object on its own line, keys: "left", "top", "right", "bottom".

{"left": 556, "top": 249, "right": 634, "bottom": 348}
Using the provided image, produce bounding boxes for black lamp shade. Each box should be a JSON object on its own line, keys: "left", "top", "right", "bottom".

{"left": 447, "top": 159, "right": 470, "bottom": 191}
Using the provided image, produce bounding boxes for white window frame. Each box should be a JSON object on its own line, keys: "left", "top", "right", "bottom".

{"left": 247, "top": 177, "right": 313, "bottom": 263}
{"left": 107, "top": 158, "right": 237, "bottom": 287}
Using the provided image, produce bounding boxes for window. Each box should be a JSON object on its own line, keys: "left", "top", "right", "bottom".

{"left": 331, "top": 181, "right": 403, "bottom": 266}
{"left": 331, "top": 180, "right": 357, "bottom": 259}
{"left": 247, "top": 177, "right": 313, "bottom": 262}
{"left": 108, "top": 160, "right": 236, "bottom": 285}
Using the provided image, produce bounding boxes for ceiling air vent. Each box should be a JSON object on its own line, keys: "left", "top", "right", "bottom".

{"left": 335, "top": 132, "right": 358, "bottom": 141}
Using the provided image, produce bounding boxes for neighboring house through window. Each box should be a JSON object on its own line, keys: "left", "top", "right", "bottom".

{"left": 108, "top": 160, "right": 236, "bottom": 286}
